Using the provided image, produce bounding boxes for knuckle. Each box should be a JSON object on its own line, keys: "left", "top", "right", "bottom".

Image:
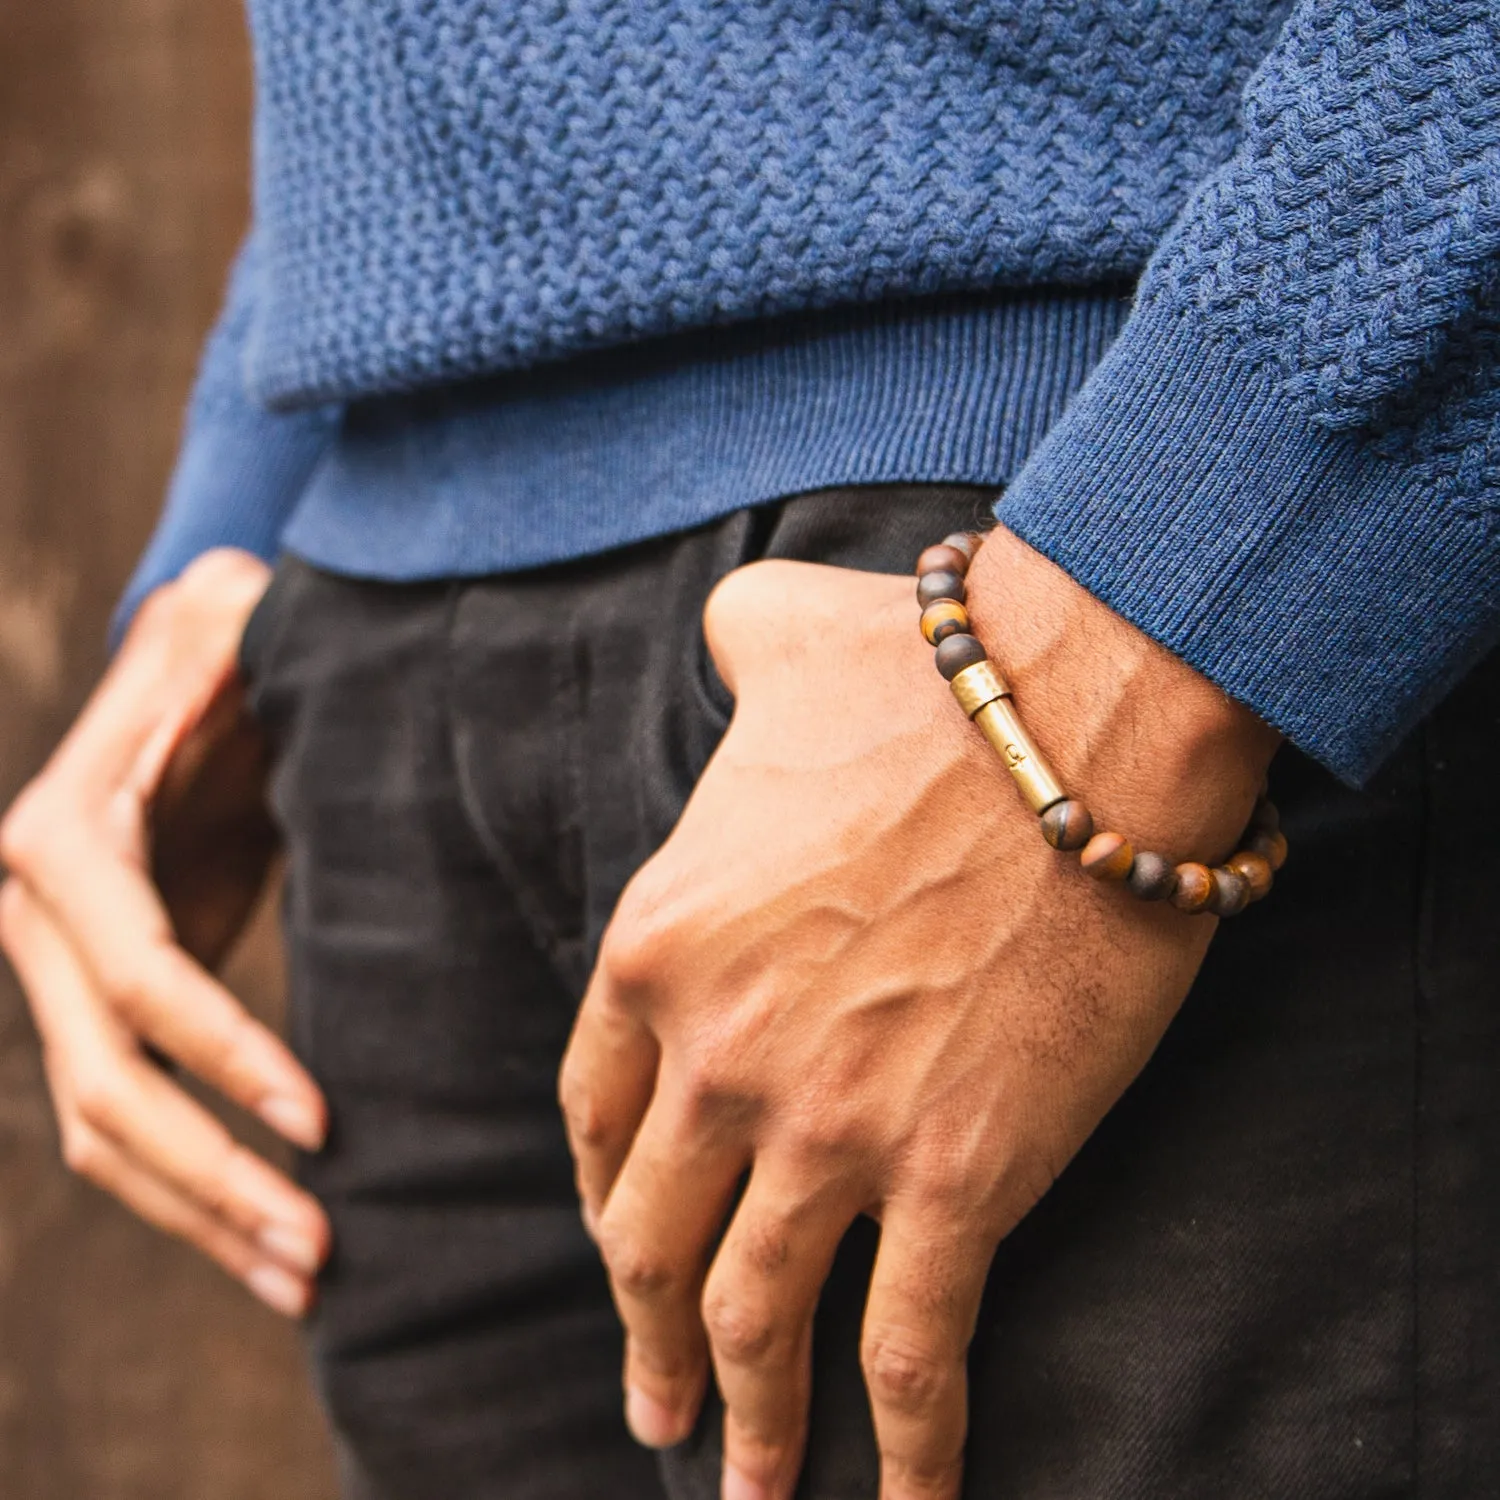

{"left": 557, "top": 1073, "right": 611, "bottom": 1149}
{"left": 701, "top": 563, "right": 750, "bottom": 642}
{"left": 885, "top": 1454, "right": 964, "bottom": 1497}
{"left": 0, "top": 788, "right": 50, "bottom": 875}
{"left": 0, "top": 879, "right": 25, "bottom": 950}
{"left": 785, "top": 1109, "right": 872, "bottom": 1167}
{"left": 597, "top": 916, "right": 661, "bottom": 995}
{"left": 913, "top": 1163, "right": 987, "bottom": 1222}
{"left": 99, "top": 966, "right": 154, "bottom": 1028}
{"left": 906, "top": 1131, "right": 1001, "bottom": 1219}
{"left": 861, "top": 1329, "right": 950, "bottom": 1416}
{"left": 702, "top": 1284, "right": 779, "bottom": 1367}
{"left": 677, "top": 1048, "right": 733, "bottom": 1117}
{"left": 194, "top": 1148, "right": 237, "bottom": 1219}
{"left": 71, "top": 1071, "right": 124, "bottom": 1134}
{"left": 627, "top": 1333, "right": 702, "bottom": 1386}
{"left": 599, "top": 879, "right": 678, "bottom": 993}
{"left": 703, "top": 559, "right": 804, "bottom": 675}
{"left": 703, "top": 558, "right": 777, "bottom": 634}
{"left": 599, "top": 1227, "right": 675, "bottom": 1300}
{"left": 59, "top": 1124, "right": 104, "bottom": 1180}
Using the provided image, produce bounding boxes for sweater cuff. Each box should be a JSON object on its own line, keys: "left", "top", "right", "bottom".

{"left": 997, "top": 301, "right": 1496, "bottom": 786}
{"left": 109, "top": 400, "right": 337, "bottom": 650}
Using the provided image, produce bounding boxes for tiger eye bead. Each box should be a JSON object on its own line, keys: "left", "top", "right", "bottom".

{"left": 1247, "top": 828, "right": 1288, "bottom": 871}
{"left": 1207, "top": 867, "right": 1250, "bottom": 917}
{"left": 1080, "top": 831, "right": 1134, "bottom": 882}
{"left": 916, "top": 543, "right": 971, "bottom": 579}
{"left": 917, "top": 570, "right": 967, "bottom": 608}
{"left": 1250, "top": 798, "right": 1280, "bottom": 835}
{"left": 941, "top": 531, "right": 984, "bottom": 563}
{"left": 1170, "top": 862, "right": 1215, "bottom": 913}
{"left": 920, "top": 599, "right": 971, "bottom": 645}
{"left": 934, "top": 632, "right": 988, "bottom": 680}
{"left": 1127, "top": 851, "right": 1178, "bottom": 901}
{"left": 1039, "top": 799, "right": 1094, "bottom": 851}
{"left": 1227, "top": 850, "right": 1274, "bottom": 902}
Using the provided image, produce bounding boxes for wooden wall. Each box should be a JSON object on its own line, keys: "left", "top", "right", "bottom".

{"left": 0, "top": 2, "right": 336, "bottom": 1493}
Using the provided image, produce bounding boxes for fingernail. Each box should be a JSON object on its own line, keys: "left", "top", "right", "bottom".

{"left": 259, "top": 1093, "right": 325, "bottom": 1150}
{"left": 258, "top": 1223, "right": 322, "bottom": 1275}
{"left": 625, "top": 1386, "right": 689, "bottom": 1448}
{"left": 246, "top": 1263, "right": 308, "bottom": 1318}
{"left": 722, "top": 1463, "right": 773, "bottom": 1500}
{"left": 581, "top": 1202, "right": 598, "bottom": 1241}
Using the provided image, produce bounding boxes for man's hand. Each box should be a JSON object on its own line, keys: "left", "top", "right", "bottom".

{"left": 0, "top": 549, "right": 329, "bottom": 1318}
{"left": 559, "top": 527, "right": 1278, "bottom": 1500}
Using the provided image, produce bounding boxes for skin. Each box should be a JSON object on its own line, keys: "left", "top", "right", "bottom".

{"left": 0, "top": 549, "right": 330, "bottom": 1318}
{"left": 559, "top": 526, "right": 1278, "bottom": 1500}
{"left": 1, "top": 527, "right": 1277, "bottom": 1494}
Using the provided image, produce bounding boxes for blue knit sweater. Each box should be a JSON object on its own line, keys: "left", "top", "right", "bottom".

{"left": 121, "top": 0, "right": 1500, "bottom": 783}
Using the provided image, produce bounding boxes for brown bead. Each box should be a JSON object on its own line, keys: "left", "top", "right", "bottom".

{"left": 1250, "top": 797, "right": 1280, "bottom": 834}
{"left": 1039, "top": 798, "right": 1094, "bottom": 851}
{"left": 1170, "top": 862, "right": 1215, "bottom": 913}
{"left": 1207, "top": 867, "right": 1250, "bottom": 917}
{"left": 941, "top": 531, "right": 984, "bottom": 563}
{"left": 1080, "top": 831, "right": 1134, "bottom": 882}
{"left": 1247, "top": 828, "right": 1288, "bottom": 871}
{"left": 934, "top": 632, "right": 988, "bottom": 680}
{"left": 920, "top": 599, "right": 971, "bottom": 645}
{"left": 1227, "top": 850, "right": 1274, "bottom": 901}
{"left": 1127, "top": 851, "right": 1178, "bottom": 901}
{"left": 917, "top": 570, "right": 967, "bottom": 608}
{"left": 916, "top": 543, "right": 971, "bottom": 579}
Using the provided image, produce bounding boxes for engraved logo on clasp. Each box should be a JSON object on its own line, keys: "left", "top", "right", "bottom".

{"left": 1004, "top": 743, "right": 1028, "bottom": 768}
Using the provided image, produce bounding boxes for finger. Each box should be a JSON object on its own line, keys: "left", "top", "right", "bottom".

{"left": 90, "top": 1049, "right": 331, "bottom": 1273}
{"left": 861, "top": 1205, "right": 997, "bottom": 1500}
{"left": 596, "top": 1077, "right": 747, "bottom": 1450}
{"left": 58, "top": 1118, "right": 312, "bottom": 1319}
{"left": 18, "top": 844, "right": 325, "bottom": 1149}
{"left": 28, "top": 552, "right": 266, "bottom": 794}
{"left": 558, "top": 960, "right": 660, "bottom": 1234}
{"left": 5, "top": 883, "right": 329, "bottom": 1273}
{"left": 704, "top": 1159, "right": 858, "bottom": 1500}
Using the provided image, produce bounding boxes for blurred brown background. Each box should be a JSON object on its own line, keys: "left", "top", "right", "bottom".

{"left": 0, "top": 2, "right": 337, "bottom": 1493}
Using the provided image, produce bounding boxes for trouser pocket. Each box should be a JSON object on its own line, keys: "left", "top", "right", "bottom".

{"left": 236, "top": 556, "right": 297, "bottom": 699}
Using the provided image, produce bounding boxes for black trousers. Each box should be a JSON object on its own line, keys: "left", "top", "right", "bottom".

{"left": 240, "top": 485, "right": 1500, "bottom": 1500}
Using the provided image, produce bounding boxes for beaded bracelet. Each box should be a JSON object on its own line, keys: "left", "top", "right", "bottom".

{"left": 916, "top": 532, "right": 1286, "bottom": 917}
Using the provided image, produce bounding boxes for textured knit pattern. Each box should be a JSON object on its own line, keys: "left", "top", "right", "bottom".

{"left": 998, "top": 0, "right": 1500, "bottom": 779}
{"left": 123, "top": 0, "right": 1500, "bottom": 783}
{"left": 243, "top": 0, "right": 1287, "bottom": 403}
{"left": 1140, "top": 0, "right": 1500, "bottom": 496}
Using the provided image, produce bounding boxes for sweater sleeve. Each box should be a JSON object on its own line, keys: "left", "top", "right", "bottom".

{"left": 998, "top": 0, "right": 1500, "bottom": 785}
{"left": 110, "top": 235, "right": 340, "bottom": 648}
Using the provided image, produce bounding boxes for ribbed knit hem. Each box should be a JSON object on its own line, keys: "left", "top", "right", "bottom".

{"left": 282, "top": 289, "right": 1131, "bottom": 577}
{"left": 999, "top": 302, "right": 1498, "bottom": 785}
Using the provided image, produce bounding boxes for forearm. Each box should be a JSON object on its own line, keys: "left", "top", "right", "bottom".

{"left": 111, "top": 236, "right": 339, "bottom": 647}
{"left": 963, "top": 525, "right": 1280, "bottom": 863}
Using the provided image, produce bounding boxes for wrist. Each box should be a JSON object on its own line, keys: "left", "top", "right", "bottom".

{"left": 963, "top": 526, "right": 1280, "bottom": 864}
